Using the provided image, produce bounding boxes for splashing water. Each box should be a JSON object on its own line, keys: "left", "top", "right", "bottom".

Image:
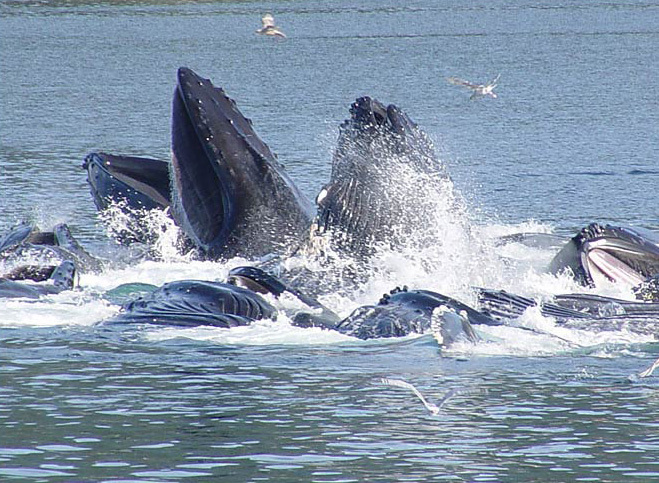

{"left": 4, "top": 134, "right": 655, "bottom": 360}
{"left": 98, "top": 202, "right": 193, "bottom": 262}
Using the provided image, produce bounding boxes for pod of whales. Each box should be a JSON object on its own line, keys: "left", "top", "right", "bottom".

{"left": 5, "top": 66, "right": 659, "bottom": 342}
{"left": 108, "top": 266, "right": 489, "bottom": 342}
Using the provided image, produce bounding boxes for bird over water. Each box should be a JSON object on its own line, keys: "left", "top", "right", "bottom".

{"left": 256, "top": 14, "right": 286, "bottom": 38}
{"left": 380, "top": 378, "right": 476, "bottom": 415}
{"left": 447, "top": 74, "right": 500, "bottom": 100}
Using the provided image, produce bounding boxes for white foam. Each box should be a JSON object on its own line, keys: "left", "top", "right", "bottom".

{"left": 2, "top": 148, "right": 653, "bottom": 352}
{"left": 144, "top": 317, "right": 355, "bottom": 346}
{"left": 0, "top": 294, "right": 118, "bottom": 328}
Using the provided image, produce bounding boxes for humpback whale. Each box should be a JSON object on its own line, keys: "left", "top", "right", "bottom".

{"left": 1, "top": 222, "right": 102, "bottom": 277}
{"left": 549, "top": 223, "right": 659, "bottom": 289}
{"left": 331, "top": 286, "right": 500, "bottom": 339}
{"left": 82, "top": 152, "right": 171, "bottom": 245}
{"left": 0, "top": 261, "right": 76, "bottom": 299}
{"left": 84, "top": 67, "right": 314, "bottom": 260}
{"left": 110, "top": 280, "right": 277, "bottom": 328}
{"left": 170, "top": 67, "right": 314, "bottom": 259}
{"left": 314, "top": 96, "right": 450, "bottom": 257}
{"left": 109, "top": 267, "right": 498, "bottom": 340}
{"left": 0, "top": 223, "right": 96, "bottom": 298}
{"left": 84, "top": 67, "right": 452, "bottom": 267}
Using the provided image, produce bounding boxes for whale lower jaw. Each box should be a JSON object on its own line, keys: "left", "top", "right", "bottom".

{"left": 549, "top": 223, "right": 659, "bottom": 287}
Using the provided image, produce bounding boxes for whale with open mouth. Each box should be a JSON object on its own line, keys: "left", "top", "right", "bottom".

{"left": 548, "top": 223, "right": 659, "bottom": 289}
{"left": 170, "top": 67, "right": 315, "bottom": 259}
{"left": 84, "top": 67, "right": 453, "bottom": 266}
{"left": 81, "top": 67, "right": 659, "bottom": 340}
{"left": 313, "top": 95, "right": 450, "bottom": 257}
{"left": 84, "top": 67, "right": 315, "bottom": 260}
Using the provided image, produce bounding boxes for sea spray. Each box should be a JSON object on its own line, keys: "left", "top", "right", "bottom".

{"left": 97, "top": 202, "right": 194, "bottom": 262}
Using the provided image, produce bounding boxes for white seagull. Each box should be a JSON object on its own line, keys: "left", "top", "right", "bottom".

{"left": 381, "top": 378, "right": 461, "bottom": 415}
{"left": 447, "top": 74, "right": 500, "bottom": 100}
{"left": 638, "top": 356, "right": 659, "bottom": 378}
{"left": 256, "top": 14, "right": 286, "bottom": 38}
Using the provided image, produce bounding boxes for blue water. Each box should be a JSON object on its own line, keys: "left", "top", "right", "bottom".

{"left": 2, "top": 0, "right": 659, "bottom": 481}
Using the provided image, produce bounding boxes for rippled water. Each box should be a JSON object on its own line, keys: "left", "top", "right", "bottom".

{"left": 2, "top": 0, "right": 659, "bottom": 481}
{"left": 2, "top": 333, "right": 659, "bottom": 481}
{"left": 3, "top": 331, "right": 659, "bottom": 482}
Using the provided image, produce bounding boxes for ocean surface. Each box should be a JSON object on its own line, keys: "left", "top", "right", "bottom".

{"left": 1, "top": 0, "right": 659, "bottom": 481}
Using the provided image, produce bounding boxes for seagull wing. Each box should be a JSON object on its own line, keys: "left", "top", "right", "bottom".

{"left": 437, "top": 387, "right": 487, "bottom": 409}
{"left": 261, "top": 14, "right": 276, "bottom": 28}
{"left": 435, "top": 388, "right": 460, "bottom": 409}
{"left": 381, "top": 378, "right": 439, "bottom": 414}
{"left": 447, "top": 77, "right": 481, "bottom": 90}
{"left": 488, "top": 73, "right": 501, "bottom": 87}
{"left": 639, "top": 356, "right": 659, "bottom": 378}
{"left": 381, "top": 377, "right": 417, "bottom": 392}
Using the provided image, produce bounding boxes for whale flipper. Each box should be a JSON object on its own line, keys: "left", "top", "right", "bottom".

{"left": 431, "top": 307, "right": 480, "bottom": 347}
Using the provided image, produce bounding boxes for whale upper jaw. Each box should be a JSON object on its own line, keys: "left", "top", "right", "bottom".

{"left": 170, "top": 67, "right": 314, "bottom": 260}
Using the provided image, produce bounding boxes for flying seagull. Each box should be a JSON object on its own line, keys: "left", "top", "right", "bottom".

{"left": 447, "top": 74, "right": 500, "bottom": 100}
{"left": 638, "top": 356, "right": 659, "bottom": 378}
{"left": 256, "top": 14, "right": 286, "bottom": 38}
{"left": 381, "top": 378, "right": 461, "bottom": 415}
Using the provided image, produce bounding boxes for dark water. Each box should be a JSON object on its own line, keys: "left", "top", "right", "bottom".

{"left": 2, "top": 0, "right": 659, "bottom": 481}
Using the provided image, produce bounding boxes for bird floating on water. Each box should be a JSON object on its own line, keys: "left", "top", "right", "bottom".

{"left": 381, "top": 378, "right": 462, "bottom": 415}
{"left": 256, "top": 14, "right": 286, "bottom": 39}
{"left": 447, "top": 74, "right": 500, "bottom": 100}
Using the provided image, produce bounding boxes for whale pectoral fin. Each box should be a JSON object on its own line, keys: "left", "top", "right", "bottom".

{"left": 52, "top": 224, "right": 104, "bottom": 274}
{"left": 431, "top": 307, "right": 480, "bottom": 347}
